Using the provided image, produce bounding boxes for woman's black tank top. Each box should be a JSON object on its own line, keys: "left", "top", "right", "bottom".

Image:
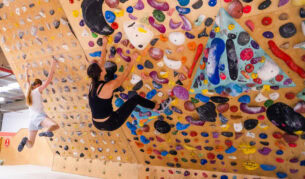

{"left": 88, "top": 81, "right": 113, "bottom": 119}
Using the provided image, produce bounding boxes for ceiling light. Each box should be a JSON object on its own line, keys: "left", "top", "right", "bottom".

{"left": 0, "top": 97, "right": 5, "bottom": 102}
{"left": 0, "top": 82, "right": 20, "bottom": 93}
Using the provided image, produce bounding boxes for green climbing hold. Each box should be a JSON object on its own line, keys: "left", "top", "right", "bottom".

{"left": 119, "top": 65, "right": 124, "bottom": 72}
{"left": 172, "top": 130, "right": 178, "bottom": 135}
{"left": 181, "top": 158, "right": 188, "bottom": 162}
{"left": 92, "top": 32, "right": 98, "bottom": 38}
{"left": 191, "top": 97, "right": 199, "bottom": 103}
{"left": 264, "top": 99, "right": 274, "bottom": 108}
{"left": 153, "top": 10, "right": 165, "bottom": 22}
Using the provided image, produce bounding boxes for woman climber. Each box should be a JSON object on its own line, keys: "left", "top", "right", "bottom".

{"left": 18, "top": 58, "right": 60, "bottom": 152}
{"left": 87, "top": 36, "right": 172, "bottom": 131}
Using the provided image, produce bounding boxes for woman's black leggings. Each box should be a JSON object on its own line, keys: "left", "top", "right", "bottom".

{"left": 92, "top": 95, "right": 156, "bottom": 131}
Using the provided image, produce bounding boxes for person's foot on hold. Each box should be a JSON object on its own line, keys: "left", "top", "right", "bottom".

{"left": 39, "top": 131, "right": 54, "bottom": 137}
{"left": 157, "top": 97, "right": 173, "bottom": 113}
{"left": 18, "top": 137, "right": 28, "bottom": 152}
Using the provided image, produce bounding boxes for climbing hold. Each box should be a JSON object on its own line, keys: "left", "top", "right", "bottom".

{"left": 217, "top": 103, "right": 229, "bottom": 113}
{"left": 258, "top": 0, "right": 271, "bottom": 10}
{"left": 245, "top": 20, "right": 255, "bottom": 31}
{"left": 184, "top": 101, "right": 195, "bottom": 111}
{"left": 294, "top": 101, "right": 305, "bottom": 113}
{"left": 238, "top": 95, "right": 250, "bottom": 103}
{"left": 240, "top": 103, "right": 266, "bottom": 114}
{"left": 153, "top": 10, "right": 165, "bottom": 22}
{"left": 279, "top": 13, "right": 289, "bottom": 20}
{"left": 262, "top": 31, "right": 274, "bottom": 38}
{"left": 262, "top": 16, "right": 272, "bottom": 25}
{"left": 227, "top": 0, "right": 243, "bottom": 19}
{"left": 149, "top": 47, "right": 164, "bottom": 60}
{"left": 154, "top": 120, "right": 171, "bottom": 134}
{"left": 195, "top": 94, "right": 210, "bottom": 102}
{"left": 210, "top": 96, "right": 229, "bottom": 103}
{"left": 149, "top": 71, "right": 169, "bottom": 84}
{"left": 196, "top": 102, "right": 217, "bottom": 122}
{"left": 278, "top": 0, "right": 290, "bottom": 7}
{"left": 105, "top": 11, "right": 116, "bottom": 23}
{"left": 255, "top": 93, "right": 268, "bottom": 103}
{"left": 169, "top": 32, "right": 185, "bottom": 46}
{"left": 173, "top": 86, "right": 189, "bottom": 100}
{"left": 237, "top": 31, "right": 250, "bottom": 46}
{"left": 244, "top": 119, "right": 258, "bottom": 130}
{"left": 147, "top": 0, "right": 169, "bottom": 11}
{"left": 176, "top": 6, "right": 191, "bottom": 14}
{"left": 207, "top": 38, "right": 225, "bottom": 85}
{"left": 176, "top": 122, "right": 190, "bottom": 130}
{"left": 105, "top": 0, "right": 119, "bottom": 8}
{"left": 192, "top": 0, "right": 203, "bottom": 9}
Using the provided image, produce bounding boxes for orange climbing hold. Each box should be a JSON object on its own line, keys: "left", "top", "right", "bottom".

{"left": 159, "top": 34, "right": 168, "bottom": 42}
{"left": 200, "top": 62, "right": 206, "bottom": 70}
{"left": 187, "top": 41, "right": 197, "bottom": 51}
{"left": 181, "top": 56, "right": 187, "bottom": 64}
{"left": 135, "top": 142, "right": 144, "bottom": 148}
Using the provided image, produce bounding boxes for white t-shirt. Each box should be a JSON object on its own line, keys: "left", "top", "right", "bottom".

{"left": 28, "top": 88, "right": 46, "bottom": 115}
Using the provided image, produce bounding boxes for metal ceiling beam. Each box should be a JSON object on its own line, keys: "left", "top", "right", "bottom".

{"left": 0, "top": 99, "right": 27, "bottom": 113}
{"left": 0, "top": 66, "right": 13, "bottom": 74}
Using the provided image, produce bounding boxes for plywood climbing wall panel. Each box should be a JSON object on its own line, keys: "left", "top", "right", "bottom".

{"left": 0, "top": 0, "right": 136, "bottom": 164}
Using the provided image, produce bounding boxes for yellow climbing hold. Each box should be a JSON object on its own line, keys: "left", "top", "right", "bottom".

{"left": 221, "top": 124, "right": 230, "bottom": 130}
{"left": 262, "top": 85, "right": 270, "bottom": 91}
{"left": 243, "top": 160, "right": 259, "bottom": 170}
{"left": 108, "top": 36, "right": 113, "bottom": 44}
{"left": 204, "top": 79, "right": 208, "bottom": 85}
{"left": 115, "top": 58, "right": 121, "bottom": 63}
{"left": 238, "top": 143, "right": 256, "bottom": 154}
{"left": 138, "top": 27, "right": 147, "bottom": 33}
{"left": 201, "top": 89, "right": 208, "bottom": 94}
{"left": 72, "top": 10, "right": 79, "bottom": 17}
{"left": 259, "top": 123, "right": 269, "bottom": 129}
{"left": 160, "top": 72, "right": 168, "bottom": 78}
{"left": 295, "top": 130, "right": 303, "bottom": 135}
{"left": 189, "top": 89, "right": 195, "bottom": 93}
{"left": 251, "top": 73, "right": 258, "bottom": 79}
{"left": 260, "top": 56, "right": 265, "bottom": 63}
{"left": 38, "top": 0, "right": 41, "bottom": 5}
{"left": 228, "top": 24, "right": 235, "bottom": 30}
{"left": 171, "top": 99, "right": 178, "bottom": 105}
{"left": 114, "top": 9, "right": 124, "bottom": 17}
{"left": 214, "top": 27, "right": 220, "bottom": 32}
{"left": 108, "top": 156, "right": 113, "bottom": 159}
{"left": 131, "top": 66, "right": 135, "bottom": 73}
{"left": 184, "top": 144, "right": 196, "bottom": 150}
{"left": 14, "top": 23, "right": 19, "bottom": 28}
{"left": 136, "top": 55, "right": 141, "bottom": 62}
{"left": 169, "top": 80, "right": 175, "bottom": 87}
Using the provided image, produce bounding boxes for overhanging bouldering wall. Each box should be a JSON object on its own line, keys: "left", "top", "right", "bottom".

{"left": 0, "top": 0, "right": 136, "bottom": 164}
{"left": 0, "top": 0, "right": 305, "bottom": 178}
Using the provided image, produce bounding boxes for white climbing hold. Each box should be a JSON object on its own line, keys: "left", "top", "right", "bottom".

{"left": 157, "top": 61, "right": 164, "bottom": 67}
{"left": 169, "top": 32, "right": 185, "bottom": 46}
{"left": 21, "top": 6, "right": 27, "bottom": 12}
{"left": 163, "top": 55, "right": 182, "bottom": 70}
{"left": 257, "top": 60, "right": 280, "bottom": 81}
{"left": 234, "top": 122, "right": 243, "bottom": 132}
{"left": 130, "top": 74, "right": 141, "bottom": 85}
{"left": 165, "top": 49, "right": 172, "bottom": 54}
{"left": 228, "top": 156, "right": 237, "bottom": 160}
{"left": 144, "top": 84, "right": 152, "bottom": 90}
{"left": 302, "top": 21, "right": 305, "bottom": 36}
{"left": 123, "top": 21, "right": 153, "bottom": 50}
{"left": 157, "top": 91, "right": 163, "bottom": 97}
{"left": 15, "top": 8, "right": 20, "bottom": 16}
{"left": 82, "top": 29, "right": 89, "bottom": 37}
{"left": 293, "top": 41, "right": 305, "bottom": 49}
{"left": 215, "top": 15, "right": 220, "bottom": 26}
{"left": 39, "top": 10, "right": 46, "bottom": 18}
{"left": 269, "top": 92, "right": 279, "bottom": 100}
{"left": 31, "top": 26, "right": 37, "bottom": 36}
{"left": 255, "top": 93, "right": 268, "bottom": 103}
{"left": 246, "top": 132, "right": 255, "bottom": 138}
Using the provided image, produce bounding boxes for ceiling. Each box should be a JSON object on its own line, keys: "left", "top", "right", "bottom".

{"left": 0, "top": 48, "right": 26, "bottom": 113}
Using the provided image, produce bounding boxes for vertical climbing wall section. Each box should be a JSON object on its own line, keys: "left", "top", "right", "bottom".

{"left": 59, "top": 0, "right": 305, "bottom": 178}
{"left": 0, "top": 0, "right": 136, "bottom": 164}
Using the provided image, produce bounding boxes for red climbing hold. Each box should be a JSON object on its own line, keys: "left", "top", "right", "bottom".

{"left": 273, "top": 132, "right": 282, "bottom": 139}
{"left": 139, "top": 91, "right": 146, "bottom": 98}
{"left": 190, "top": 131, "right": 198, "bottom": 137}
{"left": 302, "top": 55, "right": 305, "bottom": 62}
{"left": 257, "top": 115, "right": 265, "bottom": 120}
{"left": 289, "top": 143, "right": 297, "bottom": 147}
{"left": 285, "top": 92, "right": 295, "bottom": 100}
{"left": 245, "top": 64, "right": 254, "bottom": 73}
{"left": 225, "top": 140, "right": 232, "bottom": 147}
{"left": 207, "top": 153, "right": 215, "bottom": 160}
{"left": 168, "top": 170, "right": 173, "bottom": 174}
{"left": 240, "top": 48, "right": 254, "bottom": 61}
{"left": 275, "top": 74, "right": 284, "bottom": 82}
{"left": 243, "top": 5, "right": 251, "bottom": 13}
{"left": 69, "top": 0, "right": 74, "bottom": 3}
{"left": 111, "top": 22, "right": 118, "bottom": 29}
{"left": 224, "top": 0, "right": 232, "bottom": 2}
{"left": 253, "top": 78, "right": 262, "bottom": 84}
{"left": 230, "top": 105, "right": 238, "bottom": 112}
{"left": 276, "top": 158, "right": 284, "bottom": 163}
{"left": 262, "top": 17, "right": 272, "bottom": 25}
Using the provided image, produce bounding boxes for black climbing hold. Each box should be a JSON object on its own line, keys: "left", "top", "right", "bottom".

{"left": 80, "top": 153, "right": 85, "bottom": 157}
{"left": 97, "top": 38, "right": 103, "bottom": 46}
{"left": 174, "top": 71, "right": 179, "bottom": 77}
{"left": 81, "top": 0, "right": 114, "bottom": 35}
{"left": 210, "top": 96, "right": 229, "bottom": 103}
{"left": 169, "top": 150, "right": 177, "bottom": 155}
{"left": 49, "top": 9, "right": 55, "bottom": 15}
{"left": 184, "top": 139, "right": 191, "bottom": 143}
{"left": 146, "top": 168, "right": 150, "bottom": 172}
{"left": 56, "top": 151, "right": 60, "bottom": 155}
{"left": 64, "top": 145, "right": 69, "bottom": 150}
{"left": 300, "top": 8, "right": 305, "bottom": 18}
{"left": 204, "top": 146, "right": 213, "bottom": 151}
{"left": 120, "top": 0, "right": 128, "bottom": 3}
{"left": 167, "top": 116, "right": 173, "bottom": 120}
{"left": 133, "top": 137, "right": 139, "bottom": 140}
{"left": 190, "top": 159, "right": 197, "bottom": 163}
{"left": 154, "top": 120, "right": 171, "bottom": 134}
{"left": 110, "top": 46, "right": 116, "bottom": 57}
{"left": 145, "top": 160, "right": 150, "bottom": 164}
{"left": 176, "top": 163, "right": 181, "bottom": 168}
{"left": 260, "top": 141, "right": 269, "bottom": 146}
{"left": 267, "top": 102, "right": 305, "bottom": 134}
{"left": 198, "top": 28, "right": 208, "bottom": 38}
{"left": 258, "top": 0, "right": 271, "bottom": 10}
{"left": 279, "top": 23, "right": 297, "bottom": 38}
{"left": 231, "top": 161, "right": 237, "bottom": 166}
{"left": 144, "top": 60, "right": 154, "bottom": 69}
{"left": 29, "top": 3, "right": 35, "bottom": 8}
{"left": 243, "top": 0, "right": 253, "bottom": 2}
{"left": 205, "top": 18, "right": 213, "bottom": 27}
{"left": 176, "top": 80, "right": 183, "bottom": 85}
{"left": 53, "top": 20, "right": 60, "bottom": 29}
{"left": 133, "top": 80, "right": 143, "bottom": 91}
{"left": 196, "top": 102, "right": 217, "bottom": 122}
{"left": 167, "top": 162, "right": 175, "bottom": 167}
{"left": 192, "top": 0, "right": 203, "bottom": 9}
{"left": 150, "top": 38, "right": 159, "bottom": 46}
{"left": 127, "top": 91, "right": 137, "bottom": 99}
{"left": 221, "top": 132, "right": 233, "bottom": 137}
{"left": 244, "top": 119, "right": 258, "bottom": 130}
{"left": 140, "top": 149, "right": 144, "bottom": 152}
{"left": 149, "top": 155, "right": 155, "bottom": 159}
{"left": 226, "top": 39, "right": 238, "bottom": 81}
{"left": 237, "top": 31, "right": 250, "bottom": 46}
{"left": 228, "top": 33, "right": 236, "bottom": 39}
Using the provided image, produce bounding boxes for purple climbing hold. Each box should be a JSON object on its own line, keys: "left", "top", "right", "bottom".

{"left": 263, "top": 31, "right": 274, "bottom": 39}
{"left": 258, "top": 147, "right": 272, "bottom": 155}
{"left": 173, "top": 86, "right": 189, "bottom": 100}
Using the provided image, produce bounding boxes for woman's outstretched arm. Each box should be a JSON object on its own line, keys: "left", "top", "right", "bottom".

{"left": 38, "top": 58, "right": 58, "bottom": 93}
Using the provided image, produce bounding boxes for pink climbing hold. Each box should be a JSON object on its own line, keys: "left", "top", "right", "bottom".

{"left": 105, "top": 0, "right": 119, "bottom": 8}
{"left": 148, "top": 16, "right": 166, "bottom": 33}
{"left": 227, "top": 0, "right": 243, "bottom": 19}
{"left": 245, "top": 20, "right": 255, "bottom": 32}
{"left": 148, "top": 47, "right": 164, "bottom": 60}
{"left": 240, "top": 48, "right": 254, "bottom": 61}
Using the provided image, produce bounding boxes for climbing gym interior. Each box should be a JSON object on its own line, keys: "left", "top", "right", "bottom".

{"left": 0, "top": 0, "right": 305, "bottom": 178}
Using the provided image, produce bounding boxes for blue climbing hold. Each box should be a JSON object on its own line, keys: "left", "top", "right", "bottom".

{"left": 176, "top": 122, "right": 190, "bottom": 130}
{"left": 177, "top": 0, "right": 190, "bottom": 6}
{"left": 300, "top": 160, "right": 305, "bottom": 166}
{"left": 200, "top": 159, "right": 207, "bottom": 165}
{"left": 201, "top": 132, "right": 209, "bottom": 137}
{"left": 146, "top": 89, "right": 157, "bottom": 99}
{"left": 260, "top": 164, "right": 276, "bottom": 171}
{"left": 225, "top": 146, "right": 236, "bottom": 154}
{"left": 217, "top": 154, "right": 224, "bottom": 160}
{"left": 161, "top": 150, "right": 168, "bottom": 156}
{"left": 219, "top": 64, "right": 225, "bottom": 71}
{"left": 208, "top": 0, "right": 217, "bottom": 7}
{"left": 115, "top": 98, "right": 124, "bottom": 107}
{"left": 259, "top": 133, "right": 268, "bottom": 139}
{"left": 105, "top": 11, "right": 116, "bottom": 23}
{"left": 207, "top": 38, "right": 225, "bottom": 85}
{"left": 220, "top": 175, "right": 228, "bottom": 179}
{"left": 238, "top": 95, "right": 250, "bottom": 104}
{"left": 89, "top": 51, "right": 101, "bottom": 57}
{"left": 137, "top": 64, "right": 144, "bottom": 70}
{"left": 195, "top": 93, "right": 210, "bottom": 102}
{"left": 126, "top": 6, "right": 133, "bottom": 13}
{"left": 215, "top": 86, "right": 225, "bottom": 94}
{"left": 219, "top": 113, "right": 228, "bottom": 124}
{"left": 181, "top": 131, "right": 188, "bottom": 136}
{"left": 276, "top": 150, "right": 283, "bottom": 155}
{"left": 164, "top": 108, "right": 173, "bottom": 116}
{"left": 176, "top": 6, "right": 190, "bottom": 14}
{"left": 126, "top": 122, "right": 137, "bottom": 131}
{"left": 131, "top": 130, "right": 137, "bottom": 135}
{"left": 152, "top": 81, "right": 162, "bottom": 89}
{"left": 140, "top": 135, "right": 150, "bottom": 144}
{"left": 276, "top": 172, "right": 287, "bottom": 178}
